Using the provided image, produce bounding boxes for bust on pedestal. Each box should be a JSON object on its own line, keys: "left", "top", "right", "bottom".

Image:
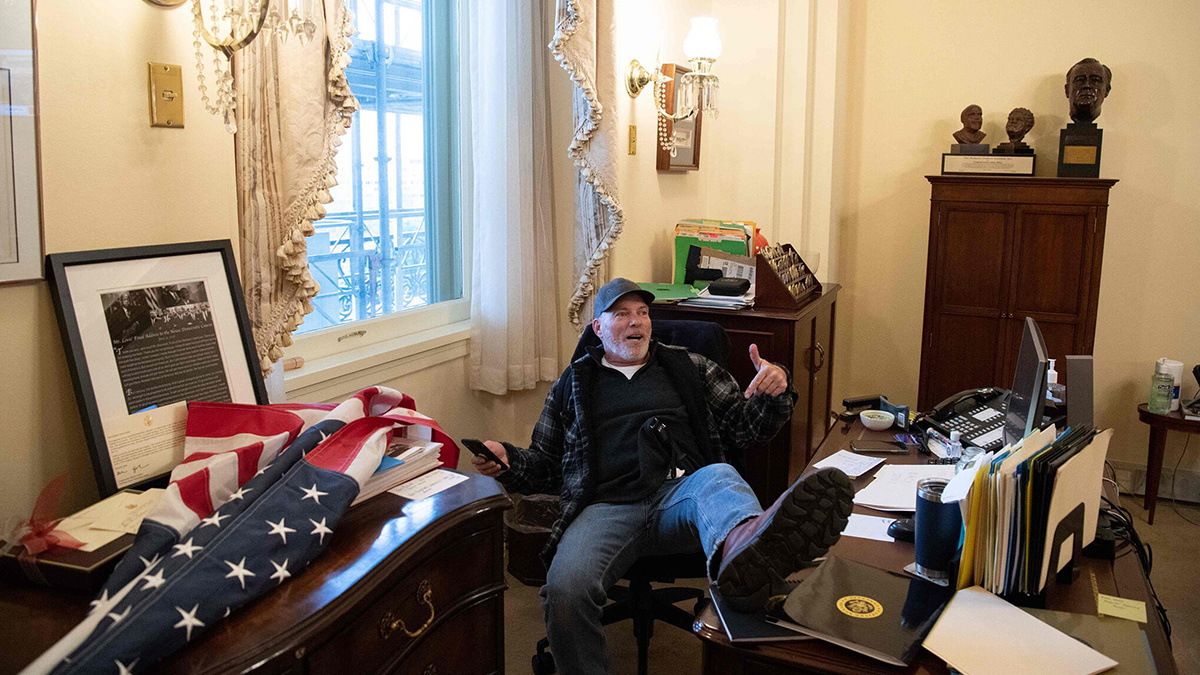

{"left": 994, "top": 107, "right": 1036, "bottom": 155}
{"left": 1058, "top": 58, "right": 1111, "bottom": 178}
{"left": 951, "top": 104, "right": 989, "bottom": 154}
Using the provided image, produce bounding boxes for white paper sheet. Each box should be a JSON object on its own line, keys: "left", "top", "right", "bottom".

{"left": 812, "top": 450, "right": 885, "bottom": 479}
{"left": 87, "top": 488, "right": 165, "bottom": 534}
{"left": 924, "top": 586, "right": 1117, "bottom": 675}
{"left": 852, "top": 464, "right": 956, "bottom": 511}
{"left": 841, "top": 514, "right": 896, "bottom": 542}
{"left": 389, "top": 469, "right": 469, "bottom": 501}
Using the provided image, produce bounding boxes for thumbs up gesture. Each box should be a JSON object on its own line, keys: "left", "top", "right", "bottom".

{"left": 744, "top": 344, "right": 788, "bottom": 398}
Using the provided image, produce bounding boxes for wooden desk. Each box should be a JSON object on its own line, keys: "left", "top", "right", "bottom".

{"left": 1137, "top": 403, "right": 1200, "bottom": 524}
{"left": 693, "top": 421, "right": 1177, "bottom": 674}
{"left": 0, "top": 472, "right": 511, "bottom": 675}
{"left": 651, "top": 285, "right": 839, "bottom": 505}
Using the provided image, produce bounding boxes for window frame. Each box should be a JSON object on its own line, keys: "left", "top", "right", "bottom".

{"left": 286, "top": 0, "right": 466, "bottom": 368}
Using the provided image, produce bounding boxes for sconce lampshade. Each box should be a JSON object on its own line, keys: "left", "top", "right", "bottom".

{"left": 682, "top": 17, "right": 722, "bottom": 61}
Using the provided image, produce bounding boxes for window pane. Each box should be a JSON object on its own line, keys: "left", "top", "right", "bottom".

{"left": 301, "top": 0, "right": 458, "bottom": 335}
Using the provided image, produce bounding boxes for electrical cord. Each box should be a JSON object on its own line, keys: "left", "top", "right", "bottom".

{"left": 1167, "top": 436, "right": 1200, "bottom": 527}
{"left": 1100, "top": 493, "right": 1172, "bottom": 646}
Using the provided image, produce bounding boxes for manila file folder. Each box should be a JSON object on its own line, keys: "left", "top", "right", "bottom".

{"left": 1037, "top": 429, "right": 1112, "bottom": 591}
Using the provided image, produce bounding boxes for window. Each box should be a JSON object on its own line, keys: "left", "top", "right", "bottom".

{"left": 299, "top": 0, "right": 462, "bottom": 342}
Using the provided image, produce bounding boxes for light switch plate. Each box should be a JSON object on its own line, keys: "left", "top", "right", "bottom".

{"left": 148, "top": 62, "right": 184, "bottom": 128}
{"left": 628, "top": 125, "right": 637, "bottom": 155}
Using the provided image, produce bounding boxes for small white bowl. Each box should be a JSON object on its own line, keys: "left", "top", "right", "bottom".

{"left": 859, "top": 410, "right": 895, "bottom": 431}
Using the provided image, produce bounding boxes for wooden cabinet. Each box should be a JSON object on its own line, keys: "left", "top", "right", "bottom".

{"left": 0, "top": 474, "right": 511, "bottom": 675}
{"left": 651, "top": 285, "right": 839, "bottom": 506}
{"left": 918, "top": 176, "right": 1117, "bottom": 411}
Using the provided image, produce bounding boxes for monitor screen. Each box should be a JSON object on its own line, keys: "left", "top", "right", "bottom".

{"left": 1004, "top": 317, "right": 1048, "bottom": 447}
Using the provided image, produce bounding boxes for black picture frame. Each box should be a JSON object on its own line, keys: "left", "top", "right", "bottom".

{"left": 46, "top": 240, "right": 268, "bottom": 496}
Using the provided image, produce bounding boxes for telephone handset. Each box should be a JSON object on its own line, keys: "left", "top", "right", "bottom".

{"left": 917, "top": 387, "right": 1010, "bottom": 451}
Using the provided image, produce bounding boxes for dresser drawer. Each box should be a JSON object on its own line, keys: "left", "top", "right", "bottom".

{"left": 393, "top": 596, "right": 500, "bottom": 675}
{"left": 309, "top": 527, "right": 502, "bottom": 673}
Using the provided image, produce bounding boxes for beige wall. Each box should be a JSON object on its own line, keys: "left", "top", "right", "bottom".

{"left": 0, "top": 0, "right": 239, "bottom": 518}
{"left": 835, "top": 1, "right": 1200, "bottom": 470}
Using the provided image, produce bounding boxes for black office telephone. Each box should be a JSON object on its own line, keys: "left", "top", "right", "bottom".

{"left": 915, "top": 387, "right": 1010, "bottom": 452}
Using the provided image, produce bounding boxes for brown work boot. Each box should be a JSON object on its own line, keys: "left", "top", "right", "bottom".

{"left": 715, "top": 467, "right": 854, "bottom": 612}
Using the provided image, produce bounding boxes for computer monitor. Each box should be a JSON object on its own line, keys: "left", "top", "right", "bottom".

{"left": 1004, "top": 317, "right": 1049, "bottom": 447}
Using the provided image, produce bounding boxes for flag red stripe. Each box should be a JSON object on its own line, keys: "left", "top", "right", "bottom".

{"left": 174, "top": 469, "right": 213, "bottom": 519}
{"left": 306, "top": 417, "right": 397, "bottom": 474}
{"left": 186, "top": 402, "right": 304, "bottom": 442}
{"left": 236, "top": 442, "right": 264, "bottom": 484}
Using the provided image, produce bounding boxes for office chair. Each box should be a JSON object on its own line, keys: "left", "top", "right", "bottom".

{"left": 531, "top": 319, "right": 738, "bottom": 675}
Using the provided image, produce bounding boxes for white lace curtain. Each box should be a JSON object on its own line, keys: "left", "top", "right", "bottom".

{"left": 233, "top": 0, "right": 358, "bottom": 376}
{"left": 465, "top": 0, "right": 561, "bottom": 395}
{"left": 551, "top": 0, "right": 624, "bottom": 326}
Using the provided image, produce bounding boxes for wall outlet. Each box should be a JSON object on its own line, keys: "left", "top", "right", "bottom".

{"left": 628, "top": 125, "right": 637, "bottom": 155}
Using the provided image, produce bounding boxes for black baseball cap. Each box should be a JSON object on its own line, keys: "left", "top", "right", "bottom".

{"left": 594, "top": 278, "right": 656, "bottom": 318}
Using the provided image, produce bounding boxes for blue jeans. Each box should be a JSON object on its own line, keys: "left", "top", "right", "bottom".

{"left": 540, "top": 463, "right": 761, "bottom": 675}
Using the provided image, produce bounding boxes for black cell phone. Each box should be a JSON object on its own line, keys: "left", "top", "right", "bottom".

{"left": 461, "top": 438, "right": 509, "bottom": 470}
{"left": 849, "top": 439, "right": 908, "bottom": 454}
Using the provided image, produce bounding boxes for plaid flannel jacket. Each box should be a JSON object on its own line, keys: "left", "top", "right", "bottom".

{"left": 498, "top": 341, "right": 798, "bottom": 566}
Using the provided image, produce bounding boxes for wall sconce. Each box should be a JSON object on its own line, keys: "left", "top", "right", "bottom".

{"left": 184, "top": 0, "right": 320, "bottom": 132}
{"left": 626, "top": 17, "right": 722, "bottom": 154}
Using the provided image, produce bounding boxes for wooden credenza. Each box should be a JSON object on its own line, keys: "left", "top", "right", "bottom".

{"left": 651, "top": 284, "right": 839, "bottom": 506}
{"left": 918, "top": 176, "right": 1117, "bottom": 410}
{"left": 0, "top": 473, "right": 511, "bottom": 675}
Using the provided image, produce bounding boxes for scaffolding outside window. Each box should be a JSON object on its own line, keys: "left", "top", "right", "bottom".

{"left": 299, "top": 0, "right": 462, "bottom": 336}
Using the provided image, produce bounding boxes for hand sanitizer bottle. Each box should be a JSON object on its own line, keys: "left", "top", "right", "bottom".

{"left": 947, "top": 430, "right": 963, "bottom": 460}
{"left": 1046, "top": 359, "right": 1066, "bottom": 404}
{"left": 1149, "top": 362, "right": 1174, "bottom": 415}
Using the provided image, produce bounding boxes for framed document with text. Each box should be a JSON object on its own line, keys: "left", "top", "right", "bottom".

{"left": 46, "top": 240, "right": 268, "bottom": 496}
{"left": 0, "top": 0, "right": 45, "bottom": 283}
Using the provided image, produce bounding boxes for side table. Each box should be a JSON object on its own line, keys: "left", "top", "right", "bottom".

{"left": 1136, "top": 403, "right": 1200, "bottom": 524}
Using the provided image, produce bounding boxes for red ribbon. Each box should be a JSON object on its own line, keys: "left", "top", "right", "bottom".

{"left": 17, "top": 474, "right": 85, "bottom": 556}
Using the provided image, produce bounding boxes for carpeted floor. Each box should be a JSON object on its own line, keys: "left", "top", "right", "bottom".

{"left": 502, "top": 495, "right": 1200, "bottom": 674}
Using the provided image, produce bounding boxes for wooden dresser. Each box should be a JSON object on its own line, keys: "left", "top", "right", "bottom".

{"left": 651, "top": 285, "right": 840, "bottom": 506}
{"left": 919, "top": 176, "right": 1117, "bottom": 410}
{"left": 0, "top": 472, "right": 511, "bottom": 675}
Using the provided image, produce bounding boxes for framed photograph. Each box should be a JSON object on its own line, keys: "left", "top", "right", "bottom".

{"left": 0, "top": 0, "right": 44, "bottom": 283}
{"left": 656, "top": 63, "right": 704, "bottom": 172}
{"left": 46, "top": 240, "right": 269, "bottom": 496}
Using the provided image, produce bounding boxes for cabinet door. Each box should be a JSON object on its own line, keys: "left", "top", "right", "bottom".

{"left": 808, "top": 300, "right": 834, "bottom": 456}
{"left": 919, "top": 203, "right": 1015, "bottom": 409}
{"left": 1001, "top": 206, "right": 1097, "bottom": 380}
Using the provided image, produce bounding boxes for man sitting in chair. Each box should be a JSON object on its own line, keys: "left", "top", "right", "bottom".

{"left": 473, "top": 278, "right": 854, "bottom": 675}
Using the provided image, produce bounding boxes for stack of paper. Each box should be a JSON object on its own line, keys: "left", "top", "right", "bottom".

{"left": 678, "top": 286, "right": 754, "bottom": 310}
{"left": 351, "top": 437, "right": 443, "bottom": 506}
{"left": 851, "top": 464, "right": 956, "bottom": 512}
{"left": 813, "top": 450, "right": 885, "bottom": 479}
{"left": 54, "top": 489, "right": 166, "bottom": 551}
{"left": 672, "top": 219, "right": 754, "bottom": 285}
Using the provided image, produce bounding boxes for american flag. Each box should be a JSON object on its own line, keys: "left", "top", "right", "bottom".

{"left": 21, "top": 387, "right": 457, "bottom": 675}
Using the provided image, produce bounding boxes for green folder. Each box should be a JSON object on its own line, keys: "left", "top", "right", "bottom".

{"left": 637, "top": 282, "right": 700, "bottom": 303}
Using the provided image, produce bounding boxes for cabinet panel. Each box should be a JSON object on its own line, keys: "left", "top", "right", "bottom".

{"left": 809, "top": 304, "right": 834, "bottom": 453}
{"left": 938, "top": 206, "right": 1010, "bottom": 311}
{"left": 929, "top": 313, "right": 1006, "bottom": 406}
{"left": 1010, "top": 208, "right": 1093, "bottom": 317}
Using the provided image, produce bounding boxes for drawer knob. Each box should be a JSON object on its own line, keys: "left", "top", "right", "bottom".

{"left": 379, "top": 579, "right": 436, "bottom": 640}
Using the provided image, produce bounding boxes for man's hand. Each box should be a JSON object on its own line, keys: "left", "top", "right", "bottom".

{"left": 744, "top": 344, "right": 788, "bottom": 398}
{"left": 471, "top": 440, "right": 510, "bottom": 477}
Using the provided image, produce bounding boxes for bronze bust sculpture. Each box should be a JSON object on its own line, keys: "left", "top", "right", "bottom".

{"left": 995, "top": 107, "right": 1035, "bottom": 154}
{"left": 1066, "top": 58, "right": 1111, "bottom": 124}
{"left": 1005, "top": 108, "right": 1034, "bottom": 143}
{"left": 953, "top": 105, "right": 986, "bottom": 144}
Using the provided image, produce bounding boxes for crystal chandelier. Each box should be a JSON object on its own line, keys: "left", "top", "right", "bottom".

{"left": 191, "top": 0, "right": 319, "bottom": 133}
{"left": 626, "top": 17, "right": 722, "bottom": 154}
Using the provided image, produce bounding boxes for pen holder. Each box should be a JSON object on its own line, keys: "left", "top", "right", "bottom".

{"left": 755, "top": 243, "right": 822, "bottom": 310}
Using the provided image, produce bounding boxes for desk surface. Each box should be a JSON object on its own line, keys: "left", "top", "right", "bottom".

{"left": 693, "top": 421, "right": 1177, "bottom": 675}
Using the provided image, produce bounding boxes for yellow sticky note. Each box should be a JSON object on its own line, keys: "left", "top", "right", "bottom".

{"left": 1097, "top": 593, "right": 1147, "bottom": 623}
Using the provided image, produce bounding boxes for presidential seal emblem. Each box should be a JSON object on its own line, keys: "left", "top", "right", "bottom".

{"left": 836, "top": 595, "right": 883, "bottom": 619}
